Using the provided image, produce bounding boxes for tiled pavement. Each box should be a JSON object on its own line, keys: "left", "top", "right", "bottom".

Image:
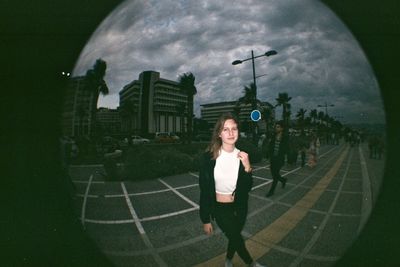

{"left": 69, "top": 143, "right": 384, "bottom": 267}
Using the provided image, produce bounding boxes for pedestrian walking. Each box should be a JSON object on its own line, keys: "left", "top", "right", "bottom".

{"left": 308, "top": 133, "right": 318, "bottom": 168}
{"left": 199, "top": 113, "right": 265, "bottom": 267}
{"left": 266, "top": 121, "right": 289, "bottom": 197}
{"left": 299, "top": 133, "right": 309, "bottom": 167}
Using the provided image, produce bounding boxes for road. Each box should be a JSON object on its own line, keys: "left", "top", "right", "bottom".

{"left": 69, "top": 142, "right": 384, "bottom": 267}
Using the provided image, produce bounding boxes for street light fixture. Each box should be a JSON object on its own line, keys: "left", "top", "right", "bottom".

{"left": 232, "top": 49, "right": 277, "bottom": 142}
{"left": 232, "top": 50, "right": 277, "bottom": 96}
{"left": 317, "top": 102, "right": 334, "bottom": 116}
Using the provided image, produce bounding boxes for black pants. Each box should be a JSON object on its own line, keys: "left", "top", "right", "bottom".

{"left": 300, "top": 150, "right": 306, "bottom": 167}
{"left": 269, "top": 157, "right": 285, "bottom": 194}
{"left": 214, "top": 202, "right": 253, "bottom": 264}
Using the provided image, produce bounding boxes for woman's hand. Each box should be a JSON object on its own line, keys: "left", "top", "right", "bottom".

{"left": 238, "top": 151, "right": 252, "bottom": 172}
{"left": 203, "top": 223, "right": 213, "bottom": 235}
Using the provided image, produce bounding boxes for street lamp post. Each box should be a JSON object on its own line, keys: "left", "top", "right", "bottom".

{"left": 317, "top": 102, "right": 334, "bottom": 116}
{"left": 232, "top": 50, "right": 277, "bottom": 142}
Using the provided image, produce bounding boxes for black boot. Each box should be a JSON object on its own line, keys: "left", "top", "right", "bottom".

{"left": 281, "top": 177, "right": 287, "bottom": 189}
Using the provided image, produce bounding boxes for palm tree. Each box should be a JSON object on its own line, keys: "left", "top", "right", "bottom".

{"left": 296, "top": 108, "right": 307, "bottom": 134}
{"left": 262, "top": 104, "right": 274, "bottom": 136}
{"left": 85, "top": 58, "right": 109, "bottom": 137}
{"left": 318, "top": 111, "right": 325, "bottom": 125}
{"left": 175, "top": 102, "right": 186, "bottom": 140}
{"left": 238, "top": 83, "right": 258, "bottom": 109}
{"left": 309, "top": 109, "right": 318, "bottom": 125}
{"left": 233, "top": 101, "right": 241, "bottom": 119}
{"left": 178, "top": 72, "right": 197, "bottom": 144}
{"left": 237, "top": 83, "right": 261, "bottom": 141}
{"left": 284, "top": 108, "right": 292, "bottom": 127}
{"left": 275, "top": 92, "right": 292, "bottom": 127}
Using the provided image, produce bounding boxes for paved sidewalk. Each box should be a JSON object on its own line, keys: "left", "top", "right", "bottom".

{"left": 69, "top": 143, "right": 384, "bottom": 267}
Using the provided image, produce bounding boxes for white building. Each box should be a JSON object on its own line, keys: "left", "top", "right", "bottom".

{"left": 200, "top": 101, "right": 275, "bottom": 133}
{"left": 119, "top": 71, "right": 189, "bottom": 136}
{"left": 96, "top": 107, "right": 121, "bottom": 135}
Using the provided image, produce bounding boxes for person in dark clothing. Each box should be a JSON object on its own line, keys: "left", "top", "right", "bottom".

{"left": 298, "top": 133, "right": 309, "bottom": 167}
{"left": 199, "top": 113, "right": 265, "bottom": 267}
{"left": 266, "top": 121, "right": 289, "bottom": 197}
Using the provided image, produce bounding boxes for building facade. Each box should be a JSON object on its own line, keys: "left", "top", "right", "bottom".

{"left": 200, "top": 101, "right": 275, "bottom": 133}
{"left": 61, "top": 76, "right": 97, "bottom": 137}
{"left": 119, "top": 71, "right": 188, "bottom": 136}
{"left": 96, "top": 107, "right": 121, "bottom": 136}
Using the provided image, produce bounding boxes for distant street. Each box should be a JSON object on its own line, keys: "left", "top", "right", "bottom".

{"left": 69, "top": 142, "right": 384, "bottom": 267}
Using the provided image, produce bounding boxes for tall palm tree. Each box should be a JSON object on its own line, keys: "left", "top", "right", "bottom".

{"left": 318, "top": 111, "right": 325, "bottom": 125}
{"left": 233, "top": 101, "right": 241, "bottom": 119}
{"left": 85, "top": 58, "right": 109, "bottom": 137}
{"left": 262, "top": 105, "right": 274, "bottom": 135}
{"left": 237, "top": 82, "right": 261, "bottom": 141}
{"left": 178, "top": 72, "right": 197, "bottom": 144}
{"left": 309, "top": 109, "right": 318, "bottom": 125}
{"left": 275, "top": 92, "right": 292, "bottom": 127}
{"left": 296, "top": 108, "right": 307, "bottom": 134}
{"left": 175, "top": 102, "right": 186, "bottom": 139}
{"left": 238, "top": 83, "right": 258, "bottom": 110}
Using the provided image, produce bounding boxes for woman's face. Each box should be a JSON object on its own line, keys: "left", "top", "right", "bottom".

{"left": 219, "top": 119, "right": 238, "bottom": 146}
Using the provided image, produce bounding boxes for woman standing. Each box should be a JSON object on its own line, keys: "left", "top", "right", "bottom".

{"left": 199, "top": 113, "right": 265, "bottom": 267}
{"left": 266, "top": 121, "right": 289, "bottom": 197}
{"left": 308, "top": 133, "right": 318, "bottom": 168}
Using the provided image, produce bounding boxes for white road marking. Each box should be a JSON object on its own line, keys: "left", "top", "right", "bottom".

{"left": 140, "top": 207, "right": 198, "bottom": 222}
{"left": 80, "top": 174, "right": 93, "bottom": 228}
{"left": 84, "top": 218, "right": 135, "bottom": 224}
{"left": 105, "top": 183, "right": 198, "bottom": 198}
{"left": 82, "top": 207, "right": 198, "bottom": 225}
{"left": 358, "top": 145, "right": 373, "bottom": 234}
{"left": 121, "top": 182, "right": 145, "bottom": 234}
{"left": 121, "top": 182, "right": 167, "bottom": 267}
{"left": 73, "top": 180, "right": 104, "bottom": 184}
{"left": 252, "top": 181, "right": 273, "bottom": 190}
{"left": 158, "top": 178, "right": 199, "bottom": 208}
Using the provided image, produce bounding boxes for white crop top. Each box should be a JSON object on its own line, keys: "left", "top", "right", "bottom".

{"left": 214, "top": 147, "right": 240, "bottom": 195}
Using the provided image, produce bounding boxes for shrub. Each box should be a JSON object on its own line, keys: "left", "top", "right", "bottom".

{"left": 174, "top": 143, "right": 208, "bottom": 156}
{"left": 123, "top": 146, "right": 195, "bottom": 181}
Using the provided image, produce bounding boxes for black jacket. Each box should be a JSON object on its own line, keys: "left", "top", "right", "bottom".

{"left": 267, "top": 133, "right": 289, "bottom": 163}
{"left": 199, "top": 151, "right": 253, "bottom": 224}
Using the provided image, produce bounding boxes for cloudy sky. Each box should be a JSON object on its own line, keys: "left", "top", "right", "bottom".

{"left": 73, "top": 0, "right": 385, "bottom": 124}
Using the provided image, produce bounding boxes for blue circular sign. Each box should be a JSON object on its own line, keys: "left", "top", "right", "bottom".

{"left": 250, "top": 110, "right": 261, "bottom": 122}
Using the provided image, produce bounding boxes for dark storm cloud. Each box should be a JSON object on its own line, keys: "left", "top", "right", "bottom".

{"left": 73, "top": 0, "right": 385, "bottom": 124}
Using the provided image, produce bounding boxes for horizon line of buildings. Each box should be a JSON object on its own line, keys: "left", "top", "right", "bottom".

{"left": 61, "top": 70, "right": 274, "bottom": 138}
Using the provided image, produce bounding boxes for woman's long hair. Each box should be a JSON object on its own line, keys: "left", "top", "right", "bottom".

{"left": 206, "top": 113, "right": 240, "bottom": 160}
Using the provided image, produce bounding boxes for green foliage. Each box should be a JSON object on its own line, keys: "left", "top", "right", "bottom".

{"left": 123, "top": 146, "right": 196, "bottom": 181}
{"left": 122, "top": 140, "right": 261, "bottom": 181}
{"left": 174, "top": 143, "right": 208, "bottom": 156}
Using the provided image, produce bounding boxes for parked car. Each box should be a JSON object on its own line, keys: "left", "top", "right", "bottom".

{"left": 169, "top": 132, "right": 181, "bottom": 142}
{"left": 155, "top": 132, "right": 176, "bottom": 143}
{"left": 155, "top": 132, "right": 170, "bottom": 143}
{"left": 131, "top": 135, "right": 150, "bottom": 145}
